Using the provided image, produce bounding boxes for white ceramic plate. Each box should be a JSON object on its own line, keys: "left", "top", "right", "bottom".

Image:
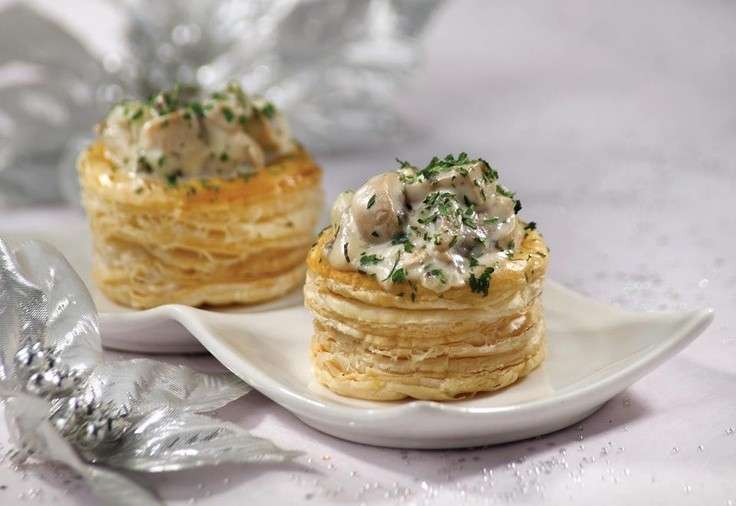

{"left": 3, "top": 222, "right": 298, "bottom": 353}
{"left": 162, "top": 283, "right": 712, "bottom": 448}
{"left": 1, "top": 225, "right": 714, "bottom": 448}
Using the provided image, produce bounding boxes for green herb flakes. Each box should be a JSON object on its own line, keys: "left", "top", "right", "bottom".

{"left": 260, "top": 102, "right": 276, "bottom": 118}
{"left": 391, "top": 233, "right": 415, "bottom": 252}
{"left": 222, "top": 106, "right": 234, "bottom": 122}
{"left": 496, "top": 184, "right": 514, "bottom": 198}
{"left": 165, "top": 170, "right": 183, "bottom": 187}
{"left": 391, "top": 268, "right": 407, "bottom": 283}
{"left": 360, "top": 254, "right": 383, "bottom": 266}
{"left": 469, "top": 267, "right": 494, "bottom": 296}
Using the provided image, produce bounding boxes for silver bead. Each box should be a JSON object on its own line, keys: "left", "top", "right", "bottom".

{"left": 25, "top": 367, "right": 78, "bottom": 397}
{"left": 14, "top": 342, "right": 48, "bottom": 375}
{"left": 106, "top": 414, "right": 129, "bottom": 441}
{"left": 78, "top": 420, "right": 109, "bottom": 450}
{"left": 50, "top": 397, "right": 87, "bottom": 436}
{"left": 25, "top": 371, "right": 48, "bottom": 396}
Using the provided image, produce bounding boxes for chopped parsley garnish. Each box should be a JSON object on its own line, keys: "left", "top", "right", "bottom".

{"left": 469, "top": 256, "right": 479, "bottom": 267}
{"left": 390, "top": 268, "right": 407, "bottom": 283}
{"left": 525, "top": 221, "right": 537, "bottom": 231}
{"left": 461, "top": 212, "right": 477, "bottom": 229}
{"left": 158, "top": 155, "right": 166, "bottom": 167}
{"left": 260, "top": 102, "right": 276, "bottom": 118}
{"left": 396, "top": 158, "right": 412, "bottom": 169}
{"left": 137, "top": 156, "right": 153, "bottom": 174}
{"left": 222, "top": 106, "right": 234, "bottom": 122}
{"left": 391, "top": 233, "right": 415, "bottom": 252}
{"left": 480, "top": 159, "right": 499, "bottom": 181}
{"left": 360, "top": 254, "right": 383, "bottom": 266}
{"left": 484, "top": 216, "right": 499, "bottom": 225}
{"left": 496, "top": 184, "right": 514, "bottom": 198}
{"left": 367, "top": 194, "right": 376, "bottom": 209}
{"left": 238, "top": 114, "right": 248, "bottom": 126}
{"left": 427, "top": 268, "right": 447, "bottom": 284}
{"left": 417, "top": 214, "right": 439, "bottom": 225}
{"left": 371, "top": 230, "right": 380, "bottom": 238}
{"left": 130, "top": 108, "right": 143, "bottom": 120}
{"left": 514, "top": 199, "right": 522, "bottom": 213}
{"left": 165, "top": 169, "right": 183, "bottom": 187}
{"left": 469, "top": 267, "right": 494, "bottom": 296}
{"left": 418, "top": 152, "right": 474, "bottom": 180}
{"left": 220, "top": 152, "right": 229, "bottom": 162}
{"left": 384, "top": 253, "right": 402, "bottom": 282}
{"left": 398, "top": 172, "right": 417, "bottom": 184}
{"left": 189, "top": 101, "right": 205, "bottom": 118}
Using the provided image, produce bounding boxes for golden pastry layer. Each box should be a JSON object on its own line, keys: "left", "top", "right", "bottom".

{"left": 79, "top": 142, "right": 322, "bottom": 308}
{"left": 305, "top": 227, "right": 549, "bottom": 401}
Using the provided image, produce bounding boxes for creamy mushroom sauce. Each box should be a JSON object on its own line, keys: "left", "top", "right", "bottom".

{"left": 326, "top": 153, "right": 530, "bottom": 295}
{"left": 96, "top": 83, "right": 294, "bottom": 182}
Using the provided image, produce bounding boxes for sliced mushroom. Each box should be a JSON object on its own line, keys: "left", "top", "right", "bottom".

{"left": 351, "top": 172, "right": 406, "bottom": 243}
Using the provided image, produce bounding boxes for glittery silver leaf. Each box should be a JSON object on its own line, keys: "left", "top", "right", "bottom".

{"left": 80, "top": 358, "right": 251, "bottom": 416}
{"left": 104, "top": 408, "right": 300, "bottom": 472}
{"left": 0, "top": 240, "right": 102, "bottom": 382}
{"left": 0, "top": 4, "right": 109, "bottom": 207}
{"left": 4, "top": 393, "right": 160, "bottom": 506}
{"left": 0, "top": 238, "right": 298, "bottom": 504}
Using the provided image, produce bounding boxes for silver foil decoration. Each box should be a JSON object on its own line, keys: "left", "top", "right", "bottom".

{"left": 121, "top": 0, "right": 443, "bottom": 150}
{"left": 0, "top": 1, "right": 442, "bottom": 206}
{"left": 0, "top": 4, "right": 104, "bottom": 207}
{"left": 0, "top": 239, "right": 299, "bottom": 506}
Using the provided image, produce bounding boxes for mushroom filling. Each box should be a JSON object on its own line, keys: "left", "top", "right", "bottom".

{"left": 96, "top": 83, "right": 295, "bottom": 182}
{"left": 327, "top": 153, "right": 532, "bottom": 295}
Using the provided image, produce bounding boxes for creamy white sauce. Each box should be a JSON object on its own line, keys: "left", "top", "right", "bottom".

{"left": 327, "top": 154, "right": 528, "bottom": 294}
{"left": 96, "top": 83, "right": 295, "bottom": 181}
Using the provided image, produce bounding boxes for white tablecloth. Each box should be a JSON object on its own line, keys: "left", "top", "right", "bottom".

{"left": 1, "top": 1, "right": 735, "bottom": 504}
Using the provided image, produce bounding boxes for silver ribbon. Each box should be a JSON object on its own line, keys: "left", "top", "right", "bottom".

{"left": 0, "top": 238, "right": 299, "bottom": 506}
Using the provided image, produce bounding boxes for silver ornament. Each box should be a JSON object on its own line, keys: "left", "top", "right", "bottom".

{"left": 23, "top": 361, "right": 79, "bottom": 398}
{"left": 0, "top": 238, "right": 298, "bottom": 506}
{"left": 78, "top": 419, "right": 109, "bottom": 450}
{"left": 14, "top": 342, "right": 52, "bottom": 377}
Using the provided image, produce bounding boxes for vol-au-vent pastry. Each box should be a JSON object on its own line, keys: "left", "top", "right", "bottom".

{"left": 305, "top": 153, "right": 549, "bottom": 401}
{"left": 78, "top": 83, "right": 323, "bottom": 308}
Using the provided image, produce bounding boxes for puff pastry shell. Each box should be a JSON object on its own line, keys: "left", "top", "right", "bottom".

{"left": 79, "top": 142, "right": 322, "bottom": 308}
{"left": 305, "top": 227, "right": 549, "bottom": 401}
